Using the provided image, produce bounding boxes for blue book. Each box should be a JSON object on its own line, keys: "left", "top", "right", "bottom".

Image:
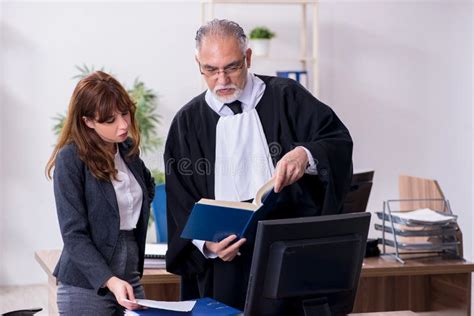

{"left": 124, "top": 297, "right": 241, "bottom": 315}
{"left": 181, "top": 179, "right": 277, "bottom": 242}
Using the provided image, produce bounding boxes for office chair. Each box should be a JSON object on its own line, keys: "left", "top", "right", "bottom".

{"left": 152, "top": 184, "right": 167, "bottom": 243}
{"left": 2, "top": 308, "right": 42, "bottom": 316}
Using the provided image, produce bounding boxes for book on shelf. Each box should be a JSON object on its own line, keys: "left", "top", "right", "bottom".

{"left": 124, "top": 297, "right": 241, "bottom": 315}
{"left": 181, "top": 179, "right": 277, "bottom": 242}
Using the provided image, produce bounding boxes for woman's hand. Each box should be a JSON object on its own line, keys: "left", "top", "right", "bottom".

{"left": 106, "top": 276, "right": 141, "bottom": 310}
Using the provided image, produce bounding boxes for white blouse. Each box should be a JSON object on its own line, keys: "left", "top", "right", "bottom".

{"left": 111, "top": 150, "right": 143, "bottom": 230}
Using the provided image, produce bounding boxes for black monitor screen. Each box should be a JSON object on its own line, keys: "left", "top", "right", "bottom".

{"left": 342, "top": 170, "right": 374, "bottom": 213}
{"left": 244, "top": 213, "right": 371, "bottom": 316}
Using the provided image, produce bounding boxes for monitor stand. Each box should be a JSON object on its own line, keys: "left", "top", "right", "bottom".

{"left": 303, "top": 297, "right": 332, "bottom": 316}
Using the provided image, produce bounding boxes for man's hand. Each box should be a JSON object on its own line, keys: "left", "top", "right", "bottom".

{"left": 274, "top": 147, "right": 309, "bottom": 193}
{"left": 106, "top": 276, "right": 141, "bottom": 310}
{"left": 205, "top": 235, "right": 247, "bottom": 262}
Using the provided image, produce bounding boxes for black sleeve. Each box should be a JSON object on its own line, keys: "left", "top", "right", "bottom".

{"left": 289, "top": 83, "right": 353, "bottom": 215}
{"left": 164, "top": 116, "right": 208, "bottom": 276}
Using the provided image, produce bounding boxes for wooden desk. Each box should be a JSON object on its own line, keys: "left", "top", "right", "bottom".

{"left": 36, "top": 250, "right": 473, "bottom": 316}
{"left": 34, "top": 250, "right": 180, "bottom": 316}
{"left": 351, "top": 312, "right": 465, "bottom": 316}
{"left": 350, "top": 312, "right": 417, "bottom": 316}
{"left": 354, "top": 256, "right": 474, "bottom": 315}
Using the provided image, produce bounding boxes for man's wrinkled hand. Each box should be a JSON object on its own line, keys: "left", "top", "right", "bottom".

{"left": 273, "top": 147, "right": 308, "bottom": 193}
{"left": 205, "top": 235, "right": 247, "bottom": 262}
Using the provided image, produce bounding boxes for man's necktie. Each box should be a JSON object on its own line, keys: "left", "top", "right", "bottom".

{"left": 225, "top": 100, "right": 242, "bottom": 115}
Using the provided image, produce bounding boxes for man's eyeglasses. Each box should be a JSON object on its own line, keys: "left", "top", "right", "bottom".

{"left": 198, "top": 57, "right": 246, "bottom": 78}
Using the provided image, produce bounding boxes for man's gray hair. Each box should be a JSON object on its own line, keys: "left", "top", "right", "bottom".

{"left": 195, "top": 19, "right": 248, "bottom": 55}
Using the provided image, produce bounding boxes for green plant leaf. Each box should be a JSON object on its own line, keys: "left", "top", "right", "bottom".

{"left": 72, "top": 64, "right": 106, "bottom": 80}
{"left": 128, "top": 78, "right": 162, "bottom": 154}
{"left": 53, "top": 65, "right": 162, "bottom": 156}
{"left": 151, "top": 169, "right": 165, "bottom": 185}
{"left": 52, "top": 113, "right": 66, "bottom": 136}
{"left": 250, "top": 26, "right": 275, "bottom": 39}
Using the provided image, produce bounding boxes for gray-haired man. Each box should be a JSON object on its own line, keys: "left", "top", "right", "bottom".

{"left": 164, "top": 19, "right": 353, "bottom": 310}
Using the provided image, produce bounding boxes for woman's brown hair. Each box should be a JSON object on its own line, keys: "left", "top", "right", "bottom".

{"left": 46, "top": 71, "right": 141, "bottom": 181}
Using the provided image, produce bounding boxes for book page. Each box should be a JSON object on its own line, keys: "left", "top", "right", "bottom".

{"left": 392, "top": 208, "right": 456, "bottom": 223}
{"left": 134, "top": 299, "right": 195, "bottom": 312}
{"left": 198, "top": 198, "right": 257, "bottom": 211}
{"left": 254, "top": 179, "right": 275, "bottom": 207}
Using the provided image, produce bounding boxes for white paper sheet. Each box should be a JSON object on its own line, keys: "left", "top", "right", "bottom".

{"left": 135, "top": 299, "right": 196, "bottom": 312}
{"left": 145, "top": 243, "right": 167, "bottom": 256}
{"left": 392, "top": 208, "right": 456, "bottom": 223}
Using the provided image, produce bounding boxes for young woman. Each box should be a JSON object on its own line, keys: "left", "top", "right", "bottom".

{"left": 46, "top": 71, "right": 155, "bottom": 315}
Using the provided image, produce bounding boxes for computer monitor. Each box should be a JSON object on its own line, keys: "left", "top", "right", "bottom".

{"left": 244, "top": 212, "right": 371, "bottom": 316}
{"left": 342, "top": 170, "right": 374, "bottom": 213}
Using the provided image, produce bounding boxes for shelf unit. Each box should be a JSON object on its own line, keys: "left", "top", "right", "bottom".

{"left": 200, "top": 0, "right": 319, "bottom": 96}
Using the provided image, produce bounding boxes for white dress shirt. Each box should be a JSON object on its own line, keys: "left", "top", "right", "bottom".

{"left": 111, "top": 149, "right": 143, "bottom": 230}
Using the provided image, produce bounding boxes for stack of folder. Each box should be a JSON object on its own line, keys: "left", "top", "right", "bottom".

{"left": 375, "top": 206, "right": 460, "bottom": 261}
{"left": 144, "top": 243, "right": 167, "bottom": 269}
{"left": 124, "top": 297, "right": 241, "bottom": 315}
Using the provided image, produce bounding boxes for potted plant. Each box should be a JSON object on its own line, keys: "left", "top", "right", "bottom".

{"left": 249, "top": 26, "right": 276, "bottom": 57}
{"left": 53, "top": 65, "right": 162, "bottom": 156}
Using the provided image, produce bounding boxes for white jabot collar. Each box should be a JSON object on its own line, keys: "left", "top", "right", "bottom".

{"left": 214, "top": 109, "right": 275, "bottom": 202}
{"left": 205, "top": 73, "right": 265, "bottom": 116}
{"left": 212, "top": 74, "right": 273, "bottom": 202}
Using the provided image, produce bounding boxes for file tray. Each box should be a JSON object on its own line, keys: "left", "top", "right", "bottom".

{"left": 374, "top": 223, "right": 458, "bottom": 237}
{"left": 376, "top": 198, "right": 461, "bottom": 263}
{"left": 380, "top": 238, "right": 459, "bottom": 251}
{"left": 375, "top": 210, "right": 457, "bottom": 226}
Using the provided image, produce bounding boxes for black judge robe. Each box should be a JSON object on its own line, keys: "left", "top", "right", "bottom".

{"left": 164, "top": 75, "right": 353, "bottom": 310}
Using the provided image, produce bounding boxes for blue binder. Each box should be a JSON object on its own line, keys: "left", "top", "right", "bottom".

{"left": 126, "top": 297, "right": 241, "bottom": 315}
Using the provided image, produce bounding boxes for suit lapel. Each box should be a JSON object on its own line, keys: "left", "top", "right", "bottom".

{"left": 100, "top": 180, "right": 119, "bottom": 214}
{"left": 98, "top": 141, "right": 148, "bottom": 218}
{"left": 119, "top": 145, "right": 150, "bottom": 230}
{"left": 119, "top": 143, "right": 147, "bottom": 202}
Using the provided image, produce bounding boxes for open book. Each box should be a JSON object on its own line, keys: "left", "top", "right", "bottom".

{"left": 181, "top": 179, "right": 277, "bottom": 242}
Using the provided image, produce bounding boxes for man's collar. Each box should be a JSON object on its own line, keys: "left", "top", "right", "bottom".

{"left": 212, "top": 72, "right": 254, "bottom": 113}
{"left": 205, "top": 73, "right": 265, "bottom": 116}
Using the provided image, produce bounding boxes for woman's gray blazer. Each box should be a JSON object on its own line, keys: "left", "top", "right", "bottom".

{"left": 52, "top": 140, "right": 155, "bottom": 295}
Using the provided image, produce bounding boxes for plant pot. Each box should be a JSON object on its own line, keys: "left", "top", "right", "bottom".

{"left": 250, "top": 39, "right": 271, "bottom": 57}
